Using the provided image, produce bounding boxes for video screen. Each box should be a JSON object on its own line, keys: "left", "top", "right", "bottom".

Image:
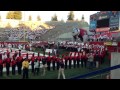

{"left": 97, "top": 18, "right": 109, "bottom": 28}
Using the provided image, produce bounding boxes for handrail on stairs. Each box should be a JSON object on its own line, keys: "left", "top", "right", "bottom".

{"left": 70, "top": 64, "right": 120, "bottom": 79}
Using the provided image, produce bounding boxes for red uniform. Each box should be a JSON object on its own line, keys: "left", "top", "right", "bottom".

{"left": 81, "top": 54, "right": 87, "bottom": 60}
{"left": 5, "top": 58, "right": 11, "bottom": 64}
{"left": 65, "top": 56, "right": 68, "bottom": 61}
{"left": 37, "top": 56, "right": 41, "bottom": 61}
{"left": 81, "top": 54, "right": 87, "bottom": 67}
{"left": 31, "top": 56, "right": 35, "bottom": 63}
{"left": 11, "top": 60, "right": 16, "bottom": 66}
{"left": 0, "top": 59, "right": 3, "bottom": 65}
{"left": 52, "top": 56, "right": 56, "bottom": 70}
{"left": 56, "top": 57, "right": 60, "bottom": 62}
{"left": 5, "top": 57, "right": 11, "bottom": 76}
{"left": 56, "top": 57, "right": 60, "bottom": 70}
{"left": 0, "top": 59, "right": 3, "bottom": 76}
{"left": 47, "top": 56, "right": 51, "bottom": 62}
{"left": 16, "top": 56, "right": 23, "bottom": 63}
{"left": 51, "top": 56, "right": 56, "bottom": 62}
{"left": 47, "top": 54, "right": 51, "bottom": 71}
{"left": 74, "top": 52, "right": 77, "bottom": 60}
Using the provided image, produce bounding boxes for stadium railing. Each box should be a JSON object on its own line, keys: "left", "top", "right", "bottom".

{"left": 69, "top": 64, "right": 120, "bottom": 79}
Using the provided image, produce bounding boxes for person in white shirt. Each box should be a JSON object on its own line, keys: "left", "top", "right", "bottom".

{"left": 2, "top": 52, "right": 7, "bottom": 60}
{"left": 29, "top": 43, "right": 32, "bottom": 51}
{"left": 34, "top": 59, "right": 40, "bottom": 75}
{"left": 101, "top": 35, "right": 103, "bottom": 41}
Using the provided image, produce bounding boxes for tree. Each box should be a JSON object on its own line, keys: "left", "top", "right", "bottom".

{"left": 13, "top": 11, "right": 22, "bottom": 20}
{"left": 6, "top": 11, "right": 22, "bottom": 20}
{"left": 67, "top": 11, "right": 74, "bottom": 21}
{"left": 51, "top": 14, "right": 58, "bottom": 21}
{"left": 6, "top": 11, "right": 14, "bottom": 19}
{"left": 37, "top": 15, "right": 41, "bottom": 21}
{"left": 28, "top": 15, "right": 32, "bottom": 21}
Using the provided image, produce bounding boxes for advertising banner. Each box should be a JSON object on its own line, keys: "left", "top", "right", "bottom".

{"left": 89, "top": 20, "right": 96, "bottom": 31}
{"left": 104, "top": 42, "right": 118, "bottom": 46}
{"left": 109, "top": 16, "right": 119, "bottom": 27}
{"left": 96, "top": 27, "right": 110, "bottom": 32}
{"left": 104, "top": 42, "right": 112, "bottom": 46}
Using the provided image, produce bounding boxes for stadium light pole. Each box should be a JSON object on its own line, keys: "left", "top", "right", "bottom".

{"left": 24, "top": 11, "right": 25, "bottom": 42}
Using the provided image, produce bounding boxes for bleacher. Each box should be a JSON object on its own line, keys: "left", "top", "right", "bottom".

{"left": 41, "top": 21, "right": 89, "bottom": 41}
{"left": 0, "top": 20, "right": 89, "bottom": 42}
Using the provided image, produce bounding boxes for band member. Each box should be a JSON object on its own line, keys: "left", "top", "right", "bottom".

{"left": 73, "top": 52, "right": 77, "bottom": 68}
{"left": 31, "top": 53, "right": 35, "bottom": 74}
{"left": 5, "top": 53, "right": 11, "bottom": 76}
{"left": 14, "top": 51, "right": 18, "bottom": 58}
{"left": 47, "top": 52, "right": 51, "bottom": 71}
{"left": 77, "top": 52, "right": 81, "bottom": 68}
{"left": 64, "top": 53, "right": 69, "bottom": 69}
{"left": 98, "top": 51, "right": 102, "bottom": 65}
{"left": 56, "top": 55, "right": 60, "bottom": 70}
{"left": 69, "top": 53, "right": 72, "bottom": 69}
{"left": 94, "top": 52, "right": 100, "bottom": 68}
{"left": 0, "top": 54, "right": 3, "bottom": 77}
{"left": 11, "top": 56, "right": 17, "bottom": 75}
{"left": 36, "top": 52, "right": 41, "bottom": 74}
{"left": 16, "top": 50, "right": 23, "bottom": 75}
{"left": 101, "top": 49, "right": 105, "bottom": 64}
{"left": 58, "top": 58, "right": 65, "bottom": 79}
{"left": 83, "top": 51, "right": 88, "bottom": 68}
{"left": 52, "top": 55, "right": 56, "bottom": 70}
{"left": 42, "top": 54, "right": 47, "bottom": 76}
{"left": 81, "top": 52, "right": 84, "bottom": 68}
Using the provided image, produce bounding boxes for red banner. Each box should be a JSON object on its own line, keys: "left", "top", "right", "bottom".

{"left": 96, "top": 27, "right": 110, "bottom": 32}
{"left": 0, "top": 42, "right": 28, "bottom": 44}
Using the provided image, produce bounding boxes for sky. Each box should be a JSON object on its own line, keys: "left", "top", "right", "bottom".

{"left": 0, "top": 11, "right": 98, "bottom": 24}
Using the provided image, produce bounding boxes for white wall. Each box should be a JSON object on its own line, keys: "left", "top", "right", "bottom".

{"left": 111, "top": 52, "right": 120, "bottom": 79}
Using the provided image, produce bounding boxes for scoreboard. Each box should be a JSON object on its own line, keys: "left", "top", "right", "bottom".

{"left": 89, "top": 11, "right": 120, "bottom": 32}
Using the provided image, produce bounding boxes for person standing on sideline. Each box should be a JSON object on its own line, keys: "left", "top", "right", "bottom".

{"left": 22, "top": 58, "right": 29, "bottom": 79}
{"left": 56, "top": 54, "right": 60, "bottom": 70}
{"left": 16, "top": 51, "right": 23, "bottom": 75}
{"left": 69, "top": 53, "right": 72, "bottom": 69}
{"left": 34, "top": 59, "right": 40, "bottom": 75}
{"left": 88, "top": 53, "right": 94, "bottom": 69}
{"left": 58, "top": 57, "right": 65, "bottom": 79}
{"left": 31, "top": 53, "right": 35, "bottom": 74}
{"left": 5, "top": 53, "right": 11, "bottom": 76}
{"left": 0, "top": 54, "right": 3, "bottom": 77}
{"left": 95, "top": 52, "right": 100, "bottom": 68}
{"left": 73, "top": 52, "right": 77, "bottom": 68}
{"left": 11, "top": 56, "right": 17, "bottom": 75}
{"left": 52, "top": 55, "right": 56, "bottom": 70}
{"left": 64, "top": 53, "right": 69, "bottom": 69}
